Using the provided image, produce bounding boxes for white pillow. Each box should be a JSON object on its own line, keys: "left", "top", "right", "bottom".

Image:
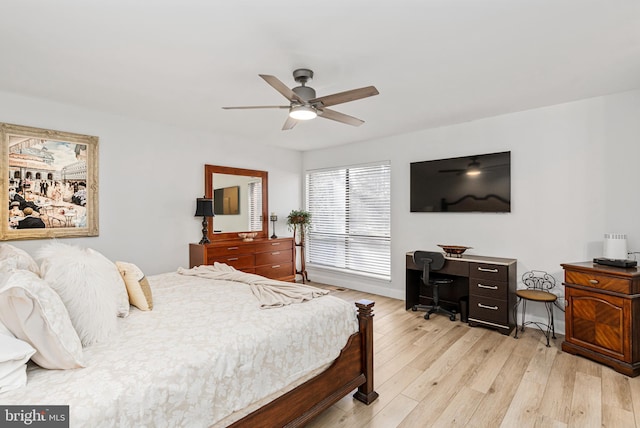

{"left": 87, "top": 248, "right": 130, "bottom": 317}
{"left": 0, "top": 270, "right": 84, "bottom": 369}
{"left": 0, "top": 244, "right": 39, "bottom": 276}
{"left": 38, "top": 242, "right": 120, "bottom": 346}
{"left": 0, "top": 335, "right": 35, "bottom": 392}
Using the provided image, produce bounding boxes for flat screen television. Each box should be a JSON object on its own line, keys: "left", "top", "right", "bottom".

{"left": 410, "top": 151, "right": 511, "bottom": 213}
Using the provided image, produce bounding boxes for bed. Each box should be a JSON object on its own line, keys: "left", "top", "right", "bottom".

{"left": 0, "top": 244, "right": 377, "bottom": 427}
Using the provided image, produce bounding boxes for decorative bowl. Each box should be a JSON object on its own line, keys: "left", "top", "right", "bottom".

{"left": 238, "top": 232, "right": 258, "bottom": 242}
{"left": 438, "top": 245, "right": 472, "bottom": 257}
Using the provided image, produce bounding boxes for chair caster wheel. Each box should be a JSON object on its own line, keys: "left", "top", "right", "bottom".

{"left": 450, "top": 315, "right": 456, "bottom": 321}
{"left": 411, "top": 307, "right": 417, "bottom": 311}
{"left": 424, "top": 314, "right": 430, "bottom": 320}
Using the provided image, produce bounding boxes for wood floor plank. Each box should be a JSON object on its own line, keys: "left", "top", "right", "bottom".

{"left": 430, "top": 386, "right": 484, "bottom": 427}
{"left": 363, "top": 394, "right": 418, "bottom": 428}
{"left": 602, "top": 366, "right": 633, "bottom": 412}
{"left": 537, "top": 348, "right": 577, "bottom": 424}
{"left": 469, "top": 353, "right": 533, "bottom": 428}
{"left": 402, "top": 327, "right": 487, "bottom": 402}
{"left": 568, "top": 372, "right": 602, "bottom": 428}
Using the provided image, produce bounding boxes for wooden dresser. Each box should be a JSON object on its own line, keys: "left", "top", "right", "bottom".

{"left": 561, "top": 262, "right": 640, "bottom": 377}
{"left": 189, "top": 237, "right": 295, "bottom": 282}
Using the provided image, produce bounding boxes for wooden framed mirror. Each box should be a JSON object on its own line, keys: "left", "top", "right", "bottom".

{"left": 204, "top": 164, "right": 268, "bottom": 242}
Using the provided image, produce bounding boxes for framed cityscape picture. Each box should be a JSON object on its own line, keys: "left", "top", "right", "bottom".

{"left": 0, "top": 123, "right": 99, "bottom": 240}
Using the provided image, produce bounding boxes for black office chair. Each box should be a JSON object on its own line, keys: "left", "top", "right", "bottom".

{"left": 411, "top": 251, "right": 456, "bottom": 321}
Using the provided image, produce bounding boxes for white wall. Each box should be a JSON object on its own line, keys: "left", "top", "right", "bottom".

{"left": 303, "top": 90, "right": 640, "bottom": 333}
{"left": 0, "top": 91, "right": 302, "bottom": 275}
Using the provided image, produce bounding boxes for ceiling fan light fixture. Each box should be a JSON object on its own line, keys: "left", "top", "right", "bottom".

{"left": 466, "top": 169, "right": 482, "bottom": 176}
{"left": 289, "top": 105, "right": 317, "bottom": 120}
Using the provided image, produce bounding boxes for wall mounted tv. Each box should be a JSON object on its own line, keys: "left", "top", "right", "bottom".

{"left": 410, "top": 151, "right": 511, "bottom": 213}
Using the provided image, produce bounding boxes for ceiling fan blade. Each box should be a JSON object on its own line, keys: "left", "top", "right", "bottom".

{"left": 310, "top": 86, "right": 379, "bottom": 108}
{"left": 259, "top": 74, "right": 304, "bottom": 103}
{"left": 438, "top": 169, "right": 465, "bottom": 173}
{"left": 222, "top": 105, "right": 289, "bottom": 110}
{"left": 282, "top": 116, "right": 297, "bottom": 131}
{"left": 317, "top": 108, "right": 364, "bottom": 126}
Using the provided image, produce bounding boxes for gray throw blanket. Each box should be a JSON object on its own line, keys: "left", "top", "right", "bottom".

{"left": 177, "top": 263, "right": 329, "bottom": 309}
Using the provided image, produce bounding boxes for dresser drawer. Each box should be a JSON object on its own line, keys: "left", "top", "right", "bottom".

{"left": 565, "top": 270, "right": 633, "bottom": 294}
{"left": 469, "top": 294, "right": 509, "bottom": 325}
{"left": 256, "top": 262, "right": 293, "bottom": 279}
{"left": 255, "top": 240, "right": 293, "bottom": 253}
{"left": 469, "top": 278, "right": 509, "bottom": 299}
{"left": 207, "top": 243, "right": 256, "bottom": 257}
{"left": 256, "top": 249, "right": 293, "bottom": 266}
{"left": 470, "top": 263, "right": 508, "bottom": 281}
{"left": 208, "top": 254, "right": 255, "bottom": 270}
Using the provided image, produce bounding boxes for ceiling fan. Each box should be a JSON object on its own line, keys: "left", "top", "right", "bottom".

{"left": 222, "top": 68, "right": 379, "bottom": 130}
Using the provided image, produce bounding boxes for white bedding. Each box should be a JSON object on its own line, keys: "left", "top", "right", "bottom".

{"left": 0, "top": 272, "right": 359, "bottom": 427}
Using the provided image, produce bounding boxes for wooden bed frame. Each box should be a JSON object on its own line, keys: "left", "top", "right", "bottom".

{"left": 230, "top": 299, "right": 378, "bottom": 427}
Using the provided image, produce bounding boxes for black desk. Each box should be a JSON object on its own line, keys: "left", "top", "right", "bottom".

{"left": 406, "top": 251, "right": 517, "bottom": 334}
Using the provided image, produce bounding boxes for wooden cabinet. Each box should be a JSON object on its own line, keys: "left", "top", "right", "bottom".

{"left": 561, "top": 262, "right": 640, "bottom": 377}
{"left": 468, "top": 260, "right": 517, "bottom": 335}
{"left": 189, "top": 238, "right": 295, "bottom": 282}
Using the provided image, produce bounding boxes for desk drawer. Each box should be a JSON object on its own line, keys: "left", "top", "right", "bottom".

{"left": 469, "top": 295, "right": 508, "bottom": 325}
{"left": 209, "top": 254, "right": 254, "bottom": 270}
{"left": 470, "top": 263, "right": 508, "bottom": 282}
{"left": 469, "top": 279, "right": 508, "bottom": 299}
{"left": 565, "top": 270, "right": 633, "bottom": 294}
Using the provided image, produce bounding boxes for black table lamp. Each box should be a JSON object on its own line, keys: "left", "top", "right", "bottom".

{"left": 195, "top": 197, "right": 214, "bottom": 244}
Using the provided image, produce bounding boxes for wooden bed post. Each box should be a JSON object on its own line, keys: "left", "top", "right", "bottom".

{"left": 353, "top": 299, "right": 379, "bottom": 404}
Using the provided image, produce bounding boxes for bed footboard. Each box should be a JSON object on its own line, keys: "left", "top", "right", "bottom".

{"left": 229, "top": 299, "right": 378, "bottom": 427}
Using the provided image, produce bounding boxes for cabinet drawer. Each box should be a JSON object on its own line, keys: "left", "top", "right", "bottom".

{"left": 470, "top": 263, "right": 508, "bottom": 281}
{"left": 207, "top": 244, "right": 255, "bottom": 257}
{"left": 469, "top": 294, "right": 509, "bottom": 325}
{"left": 565, "top": 270, "right": 633, "bottom": 294}
{"left": 255, "top": 240, "right": 293, "bottom": 253}
{"left": 256, "top": 249, "right": 292, "bottom": 266}
{"left": 208, "top": 254, "right": 255, "bottom": 270}
{"left": 256, "top": 262, "right": 293, "bottom": 279}
{"left": 469, "top": 278, "right": 508, "bottom": 299}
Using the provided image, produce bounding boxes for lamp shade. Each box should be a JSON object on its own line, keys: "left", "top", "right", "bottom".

{"left": 195, "top": 198, "right": 214, "bottom": 217}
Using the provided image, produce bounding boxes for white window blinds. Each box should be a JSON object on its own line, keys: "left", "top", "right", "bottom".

{"left": 306, "top": 162, "right": 391, "bottom": 279}
{"left": 247, "top": 181, "right": 262, "bottom": 231}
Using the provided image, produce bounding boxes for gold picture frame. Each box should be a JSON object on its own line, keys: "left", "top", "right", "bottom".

{"left": 1, "top": 123, "right": 99, "bottom": 240}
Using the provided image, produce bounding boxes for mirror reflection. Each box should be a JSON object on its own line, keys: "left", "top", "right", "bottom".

{"left": 211, "top": 173, "right": 263, "bottom": 233}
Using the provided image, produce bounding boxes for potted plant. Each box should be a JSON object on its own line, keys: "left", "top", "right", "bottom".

{"left": 286, "top": 209, "right": 312, "bottom": 239}
{"left": 287, "top": 209, "right": 311, "bottom": 283}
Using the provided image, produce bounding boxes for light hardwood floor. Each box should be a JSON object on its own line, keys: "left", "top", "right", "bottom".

{"left": 307, "top": 286, "right": 640, "bottom": 428}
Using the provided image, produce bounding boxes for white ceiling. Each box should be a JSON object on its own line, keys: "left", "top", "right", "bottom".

{"left": 1, "top": 1, "right": 639, "bottom": 151}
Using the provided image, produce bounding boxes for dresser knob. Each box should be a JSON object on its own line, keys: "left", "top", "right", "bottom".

{"left": 589, "top": 279, "right": 599, "bottom": 284}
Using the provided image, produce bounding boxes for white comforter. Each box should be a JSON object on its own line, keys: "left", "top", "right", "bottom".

{"left": 0, "top": 272, "right": 359, "bottom": 427}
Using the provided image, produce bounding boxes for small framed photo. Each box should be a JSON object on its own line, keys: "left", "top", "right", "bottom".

{"left": 1, "top": 123, "right": 99, "bottom": 240}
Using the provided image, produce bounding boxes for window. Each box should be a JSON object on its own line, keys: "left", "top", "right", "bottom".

{"left": 247, "top": 180, "right": 262, "bottom": 231}
{"left": 306, "top": 162, "right": 391, "bottom": 279}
